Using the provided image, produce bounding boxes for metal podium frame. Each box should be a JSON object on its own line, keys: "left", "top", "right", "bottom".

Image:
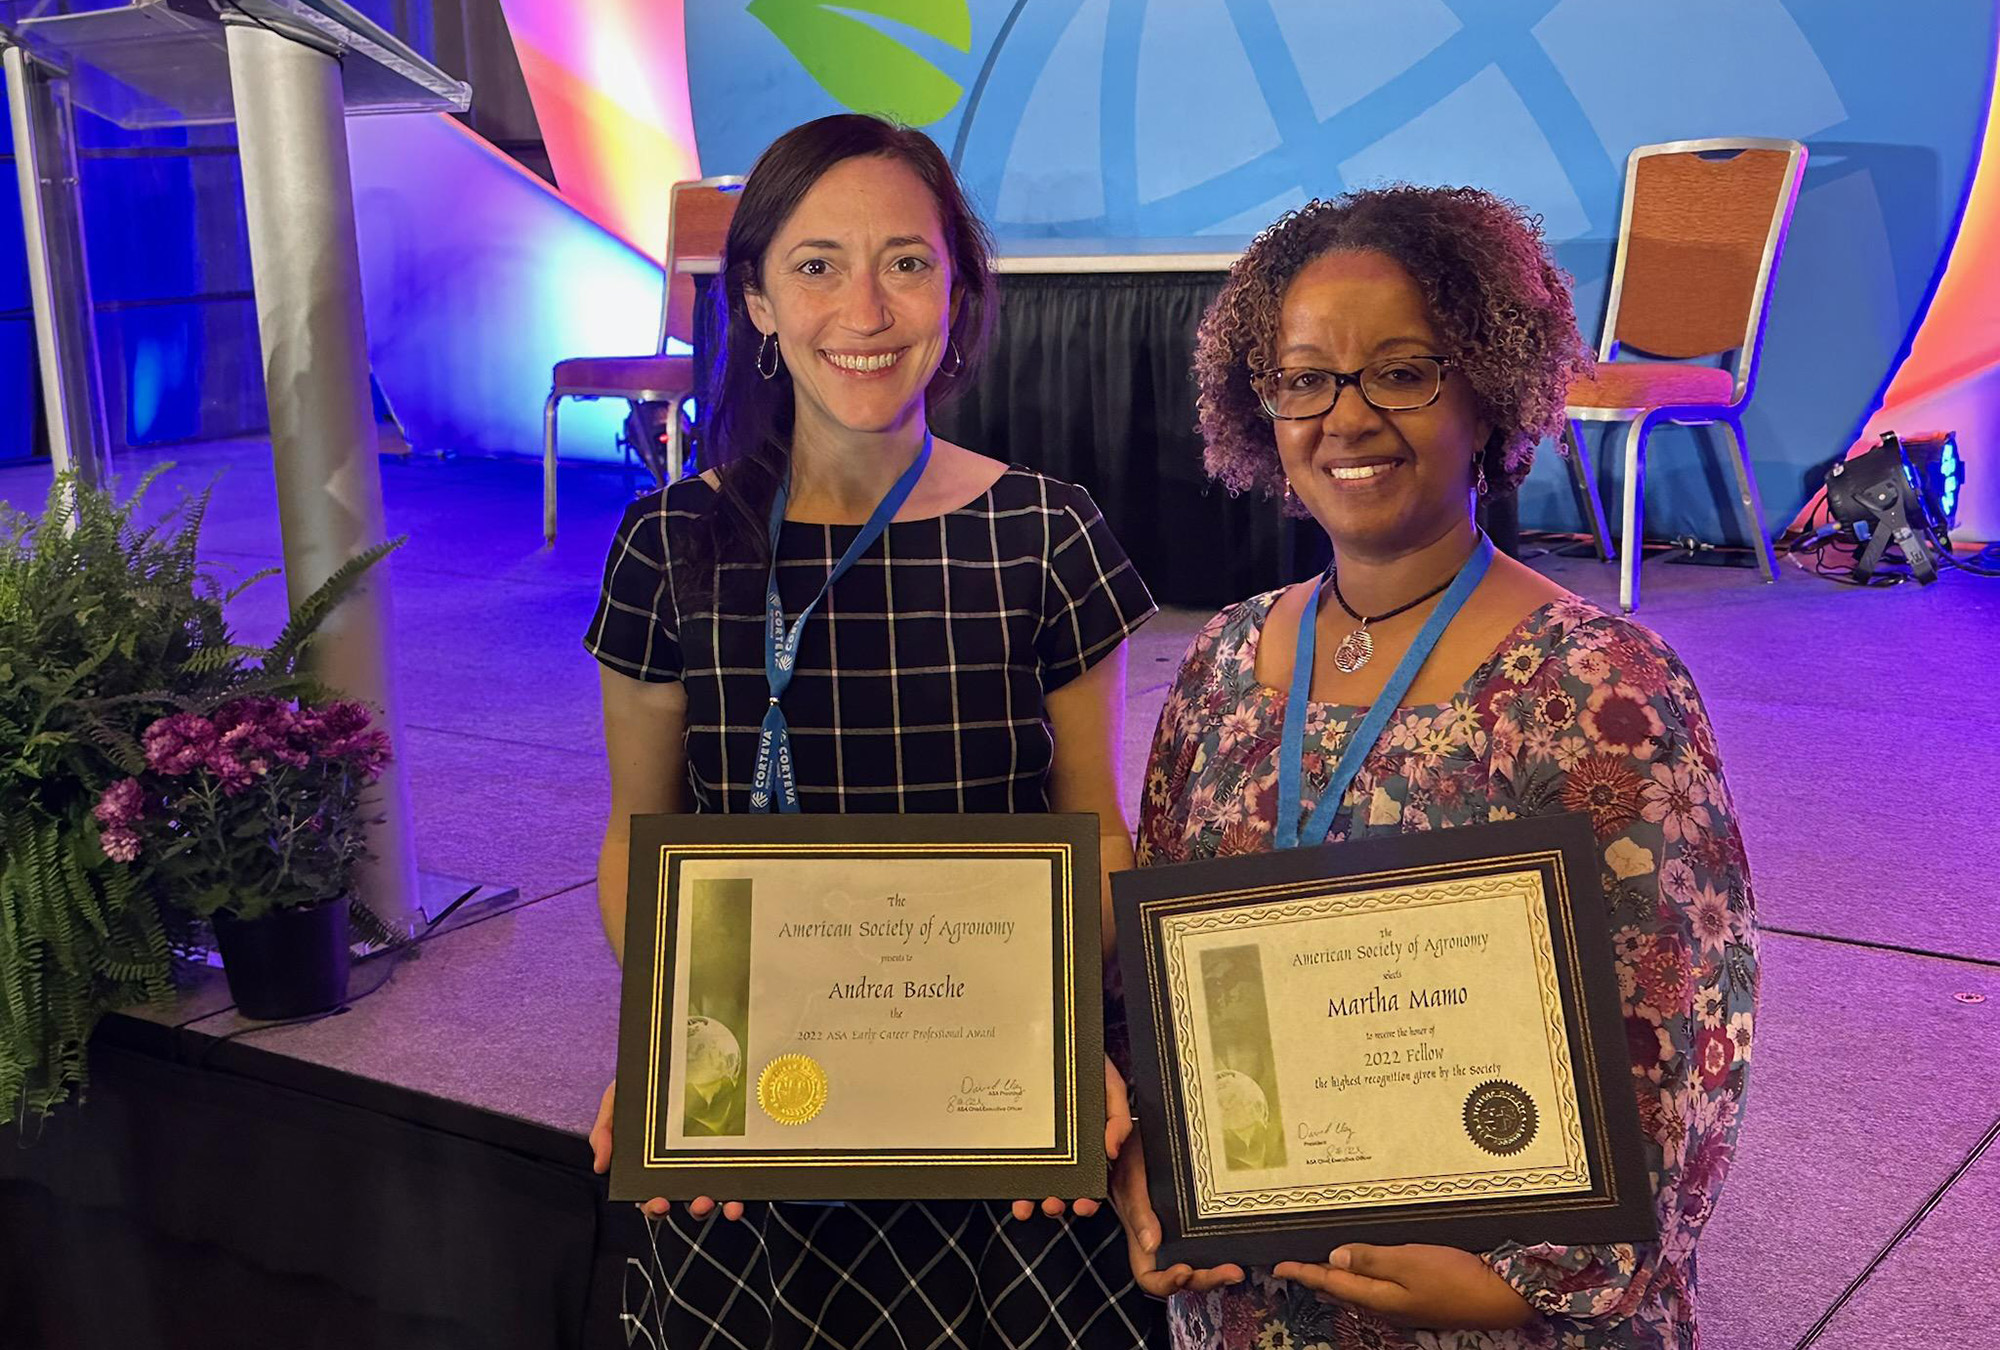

{"left": 2, "top": 0, "right": 477, "bottom": 935}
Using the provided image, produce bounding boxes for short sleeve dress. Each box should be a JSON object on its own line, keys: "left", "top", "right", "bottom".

{"left": 586, "top": 466, "right": 1162, "bottom": 1349}
{"left": 1135, "top": 591, "right": 1759, "bottom": 1350}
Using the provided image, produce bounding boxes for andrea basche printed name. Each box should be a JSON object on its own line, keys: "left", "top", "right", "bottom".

{"left": 826, "top": 975, "right": 967, "bottom": 1000}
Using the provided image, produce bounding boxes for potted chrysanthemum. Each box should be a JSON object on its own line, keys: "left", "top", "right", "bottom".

{"left": 93, "top": 696, "right": 392, "bottom": 1019}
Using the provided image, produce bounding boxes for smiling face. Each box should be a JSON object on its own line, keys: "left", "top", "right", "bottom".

{"left": 1269, "top": 249, "right": 1492, "bottom": 561}
{"left": 743, "top": 153, "right": 954, "bottom": 447}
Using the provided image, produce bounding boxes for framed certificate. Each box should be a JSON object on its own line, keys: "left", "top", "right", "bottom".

{"left": 611, "top": 814, "right": 1105, "bottom": 1202}
{"left": 1112, "top": 814, "right": 1654, "bottom": 1267}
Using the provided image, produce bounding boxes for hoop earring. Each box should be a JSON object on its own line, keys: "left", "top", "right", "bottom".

{"left": 756, "top": 332, "right": 780, "bottom": 380}
{"left": 940, "top": 337, "right": 963, "bottom": 377}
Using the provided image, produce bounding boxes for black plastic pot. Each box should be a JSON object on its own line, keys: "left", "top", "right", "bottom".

{"left": 211, "top": 897, "right": 351, "bottom": 1020}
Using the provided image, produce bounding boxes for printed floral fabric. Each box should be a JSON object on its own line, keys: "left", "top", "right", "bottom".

{"left": 1134, "top": 592, "right": 1759, "bottom": 1350}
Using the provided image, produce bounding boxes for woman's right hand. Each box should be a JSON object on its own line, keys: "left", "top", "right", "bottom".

{"left": 592, "top": 1079, "right": 747, "bottom": 1221}
{"left": 1108, "top": 1105, "right": 1244, "bottom": 1298}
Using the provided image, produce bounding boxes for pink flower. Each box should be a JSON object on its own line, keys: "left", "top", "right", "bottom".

{"left": 93, "top": 777, "right": 146, "bottom": 830}
{"left": 1582, "top": 683, "right": 1666, "bottom": 761}
{"left": 1652, "top": 1084, "right": 1702, "bottom": 1171}
{"left": 298, "top": 700, "right": 392, "bottom": 778}
{"left": 1215, "top": 707, "right": 1259, "bottom": 751}
{"left": 1604, "top": 634, "right": 1671, "bottom": 695}
{"left": 1522, "top": 724, "right": 1560, "bottom": 764}
{"left": 1566, "top": 648, "right": 1614, "bottom": 686}
{"left": 1387, "top": 711, "right": 1431, "bottom": 751}
{"left": 205, "top": 698, "right": 296, "bottom": 791}
{"left": 1659, "top": 857, "right": 1699, "bottom": 906}
{"left": 1688, "top": 883, "right": 1735, "bottom": 955}
{"left": 1642, "top": 764, "right": 1712, "bottom": 844}
{"left": 143, "top": 713, "right": 216, "bottom": 775}
{"left": 1680, "top": 1123, "right": 1735, "bottom": 1201}
{"left": 98, "top": 824, "right": 141, "bottom": 863}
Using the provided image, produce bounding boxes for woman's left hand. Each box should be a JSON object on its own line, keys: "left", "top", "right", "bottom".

{"left": 1008, "top": 1056, "right": 1126, "bottom": 1220}
{"left": 1274, "top": 1243, "right": 1533, "bottom": 1332}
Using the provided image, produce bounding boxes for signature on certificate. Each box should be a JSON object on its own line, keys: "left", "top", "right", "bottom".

{"left": 946, "top": 1074, "right": 1027, "bottom": 1113}
{"left": 1297, "top": 1118, "right": 1357, "bottom": 1148}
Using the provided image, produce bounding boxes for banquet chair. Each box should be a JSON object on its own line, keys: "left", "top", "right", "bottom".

{"left": 543, "top": 175, "right": 744, "bottom": 543}
{"left": 1566, "top": 138, "right": 1806, "bottom": 611}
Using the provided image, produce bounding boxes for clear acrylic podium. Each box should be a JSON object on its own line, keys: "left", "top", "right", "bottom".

{"left": 2, "top": 0, "right": 474, "bottom": 934}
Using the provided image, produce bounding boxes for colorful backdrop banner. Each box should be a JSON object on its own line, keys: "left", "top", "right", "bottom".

{"left": 671, "top": 1, "right": 1994, "bottom": 545}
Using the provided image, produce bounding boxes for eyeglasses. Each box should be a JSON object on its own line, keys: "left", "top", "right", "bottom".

{"left": 1250, "top": 356, "right": 1453, "bottom": 420}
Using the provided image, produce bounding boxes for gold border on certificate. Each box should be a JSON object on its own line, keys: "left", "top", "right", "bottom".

{"left": 641, "top": 842, "right": 1081, "bottom": 1172}
{"left": 1112, "top": 817, "right": 1655, "bottom": 1260}
{"left": 1159, "top": 868, "right": 1591, "bottom": 1221}
{"left": 1139, "top": 845, "right": 1629, "bottom": 1241}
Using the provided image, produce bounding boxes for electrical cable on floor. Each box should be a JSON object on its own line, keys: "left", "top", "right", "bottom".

{"left": 195, "top": 948, "right": 405, "bottom": 1056}
{"left": 1792, "top": 1110, "right": 2000, "bottom": 1348}
{"left": 173, "top": 879, "right": 594, "bottom": 1041}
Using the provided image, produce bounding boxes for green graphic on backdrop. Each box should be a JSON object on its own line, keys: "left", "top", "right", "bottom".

{"left": 746, "top": 0, "right": 972, "bottom": 126}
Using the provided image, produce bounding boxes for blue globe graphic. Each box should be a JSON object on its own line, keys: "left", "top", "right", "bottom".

{"left": 952, "top": 0, "right": 1622, "bottom": 245}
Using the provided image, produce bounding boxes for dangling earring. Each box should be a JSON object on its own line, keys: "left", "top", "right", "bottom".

{"left": 1475, "top": 458, "right": 1490, "bottom": 498}
{"left": 1282, "top": 479, "right": 1297, "bottom": 509}
{"left": 756, "top": 332, "right": 780, "bottom": 380}
{"left": 940, "top": 337, "right": 963, "bottom": 377}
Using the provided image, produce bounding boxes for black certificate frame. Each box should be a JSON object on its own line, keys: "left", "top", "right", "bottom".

{"left": 611, "top": 813, "right": 1105, "bottom": 1202}
{"left": 1112, "top": 814, "right": 1655, "bottom": 1267}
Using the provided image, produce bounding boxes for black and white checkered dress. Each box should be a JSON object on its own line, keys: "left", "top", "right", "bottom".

{"left": 585, "top": 466, "right": 1164, "bottom": 1349}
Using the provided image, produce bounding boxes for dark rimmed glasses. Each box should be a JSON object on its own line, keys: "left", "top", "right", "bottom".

{"left": 1250, "top": 356, "right": 1453, "bottom": 420}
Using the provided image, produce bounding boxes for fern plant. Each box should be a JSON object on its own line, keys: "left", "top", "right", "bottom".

{"left": 0, "top": 469, "right": 401, "bottom": 1122}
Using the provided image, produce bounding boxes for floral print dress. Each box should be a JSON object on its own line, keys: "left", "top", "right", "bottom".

{"left": 1134, "top": 591, "right": 1758, "bottom": 1350}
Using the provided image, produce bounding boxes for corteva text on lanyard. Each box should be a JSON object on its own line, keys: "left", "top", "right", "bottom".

{"left": 750, "top": 435, "right": 933, "bottom": 813}
{"left": 1273, "top": 534, "right": 1495, "bottom": 850}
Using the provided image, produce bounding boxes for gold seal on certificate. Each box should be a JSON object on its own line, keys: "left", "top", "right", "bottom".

{"left": 1112, "top": 815, "right": 1656, "bottom": 1266}
{"left": 610, "top": 815, "right": 1106, "bottom": 1202}
{"left": 757, "top": 1054, "right": 828, "bottom": 1126}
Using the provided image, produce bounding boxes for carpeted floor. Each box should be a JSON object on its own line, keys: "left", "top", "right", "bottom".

{"left": 5, "top": 441, "right": 1994, "bottom": 1349}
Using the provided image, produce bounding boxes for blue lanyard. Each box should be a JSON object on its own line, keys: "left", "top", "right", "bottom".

{"left": 750, "top": 436, "right": 932, "bottom": 813}
{"left": 1274, "top": 536, "right": 1494, "bottom": 849}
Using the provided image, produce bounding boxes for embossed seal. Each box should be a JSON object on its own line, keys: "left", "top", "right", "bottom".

{"left": 1463, "top": 1079, "right": 1538, "bottom": 1156}
{"left": 757, "top": 1053, "right": 829, "bottom": 1125}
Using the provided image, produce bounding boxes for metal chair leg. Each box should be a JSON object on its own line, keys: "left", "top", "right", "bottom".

{"left": 1560, "top": 419, "right": 1616, "bottom": 562}
{"left": 543, "top": 390, "right": 561, "bottom": 544}
{"left": 1718, "top": 416, "right": 1778, "bottom": 583}
{"left": 1618, "top": 415, "right": 1651, "bottom": 612}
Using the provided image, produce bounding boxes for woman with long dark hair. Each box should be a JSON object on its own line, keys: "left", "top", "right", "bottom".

{"left": 584, "top": 114, "right": 1163, "bottom": 1348}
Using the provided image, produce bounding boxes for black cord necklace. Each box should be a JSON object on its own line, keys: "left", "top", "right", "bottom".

{"left": 1324, "top": 567, "right": 1456, "bottom": 673}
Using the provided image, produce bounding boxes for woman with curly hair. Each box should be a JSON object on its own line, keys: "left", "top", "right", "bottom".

{"left": 1113, "top": 187, "right": 1759, "bottom": 1349}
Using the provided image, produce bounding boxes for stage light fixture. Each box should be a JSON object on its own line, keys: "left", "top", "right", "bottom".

{"left": 1898, "top": 430, "right": 1964, "bottom": 531}
{"left": 1824, "top": 431, "right": 1945, "bottom": 583}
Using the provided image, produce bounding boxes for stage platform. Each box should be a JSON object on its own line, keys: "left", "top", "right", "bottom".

{"left": 2, "top": 442, "right": 1995, "bottom": 1349}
